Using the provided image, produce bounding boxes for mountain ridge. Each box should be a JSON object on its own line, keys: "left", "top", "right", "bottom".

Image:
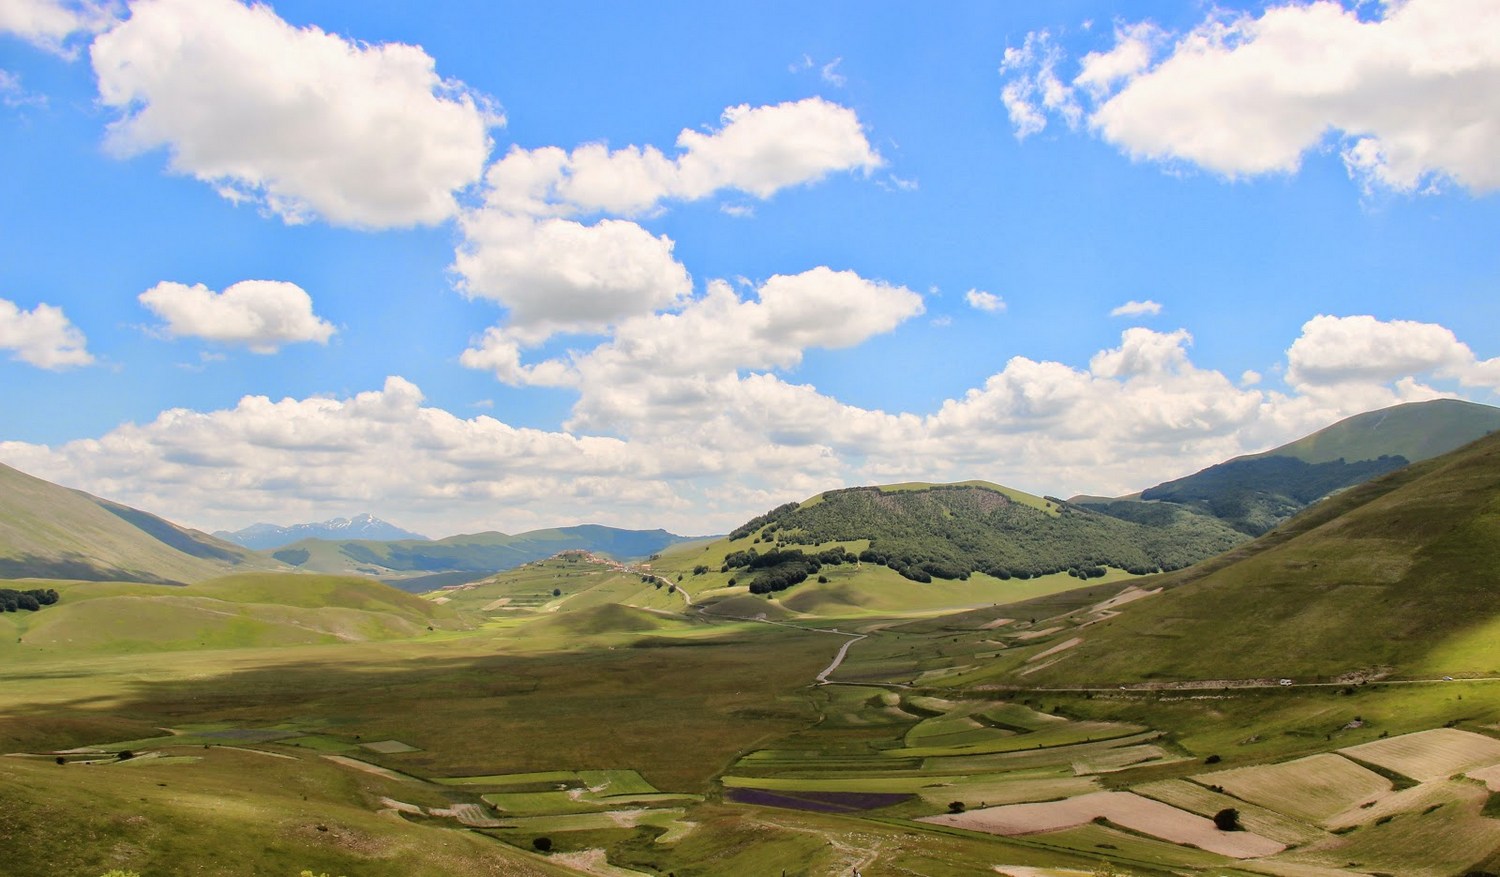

{"left": 214, "top": 513, "right": 429, "bottom": 550}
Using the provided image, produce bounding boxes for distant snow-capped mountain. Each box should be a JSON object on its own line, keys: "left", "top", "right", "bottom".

{"left": 214, "top": 514, "right": 429, "bottom": 550}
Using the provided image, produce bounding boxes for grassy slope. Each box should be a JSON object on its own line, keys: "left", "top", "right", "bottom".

{"left": 0, "top": 747, "right": 579, "bottom": 877}
{"left": 0, "top": 462, "right": 277, "bottom": 584}
{"left": 1021, "top": 430, "right": 1500, "bottom": 683}
{"left": 0, "top": 573, "right": 464, "bottom": 657}
{"left": 1077, "top": 399, "right": 1500, "bottom": 537}
{"left": 1255, "top": 397, "right": 1500, "bottom": 465}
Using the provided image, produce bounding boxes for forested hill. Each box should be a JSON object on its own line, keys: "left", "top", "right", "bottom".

{"left": 730, "top": 482, "right": 1246, "bottom": 585}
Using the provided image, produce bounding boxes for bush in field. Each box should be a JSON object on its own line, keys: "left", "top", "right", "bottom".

{"left": 532, "top": 836, "right": 553, "bottom": 852}
{"left": 1213, "top": 807, "right": 1242, "bottom": 831}
{"left": 948, "top": 801, "right": 965, "bottom": 813}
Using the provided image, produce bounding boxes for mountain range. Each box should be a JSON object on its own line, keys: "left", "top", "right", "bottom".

{"left": 214, "top": 513, "right": 429, "bottom": 550}
{"left": 1, "top": 398, "right": 1495, "bottom": 594}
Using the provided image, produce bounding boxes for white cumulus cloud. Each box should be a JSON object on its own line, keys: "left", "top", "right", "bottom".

{"left": 0, "top": 297, "right": 92, "bottom": 368}
{"left": 1110, "top": 299, "right": 1162, "bottom": 318}
{"left": 90, "top": 0, "right": 498, "bottom": 227}
{"left": 1003, "top": 0, "right": 1500, "bottom": 194}
{"left": 453, "top": 213, "right": 693, "bottom": 339}
{"left": 5, "top": 317, "right": 1496, "bottom": 536}
{"left": 0, "top": 0, "right": 113, "bottom": 53}
{"left": 1286, "top": 313, "right": 1500, "bottom": 390}
{"left": 138, "top": 280, "right": 336, "bottom": 353}
{"left": 481, "top": 97, "right": 881, "bottom": 217}
{"left": 965, "top": 289, "right": 1006, "bottom": 312}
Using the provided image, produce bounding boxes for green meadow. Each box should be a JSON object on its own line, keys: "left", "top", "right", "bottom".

{"left": 3, "top": 538, "right": 1499, "bottom": 876}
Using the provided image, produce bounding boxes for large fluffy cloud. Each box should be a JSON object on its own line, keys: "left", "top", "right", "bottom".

{"left": 453, "top": 214, "right": 692, "bottom": 338}
{"left": 1287, "top": 314, "right": 1500, "bottom": 389}
{"left": 481, "top": 98, "right": 881, "bottom": 218}
{"left": 4, "top": 316, "right": 1493, "bottom": 535}
{"left": 138, "top": 280, "right": 336, "bottom": 353}
{"left": 463, "top": 267, "right": 924, "bottom": 389}
{"left": 455, "top": 98, "right": 880, "bottom": 341}
{"left": 0, "top": 297, "right": 92, "bottom": 368}
{"left": 90, "top": 0, "right": 497, "bottom": 227}
{"left": 1004, "top": 0, "right": 1500, "bottom": 194}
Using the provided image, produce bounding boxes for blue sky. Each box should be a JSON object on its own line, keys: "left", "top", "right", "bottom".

{"left": 1, "top": 0, "right": 1497, "bottom": 537}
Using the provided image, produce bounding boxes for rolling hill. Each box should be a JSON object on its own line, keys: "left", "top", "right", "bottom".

{"left": 645, "top": 480, "right": 1248, "bottom": 618}
{"left": 0, "top": 572, "right": 466, "bottom": 656}
{"left": 0, "top": 462, "right": 281, "bottom": 584}
{"left": 1078, "top": 398, "right": 1500, "bottom": 536}
{"left": 990, "top": 428, "right": 1500, "bottom": 684}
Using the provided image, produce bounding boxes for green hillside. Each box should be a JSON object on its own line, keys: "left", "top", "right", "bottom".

{"left": 726, "top": 482, "right": 1244, "bottom": 582}
{"left": 1080, "top": 398, "right": 1500, "bottom": 535}
{"left": 1258, "top": 397, "right": 1500, "bottom": 464}
{"left": 0, "top": 462, "right": 280, "bottom": 584}
{"left": 998, "top": 430, "right": 1500, "bottom": 684}
{"left": 1, "top": 573, "right": 464, "bottom": 656}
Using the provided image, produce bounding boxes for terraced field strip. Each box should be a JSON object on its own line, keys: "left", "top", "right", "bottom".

{"left": 924, "top": 730, "right": 1162, "bottom": 773}
{"left": 1323, "top": 777, "right": 1480, "bottom": 831}
{"left": 1337, "top": 727, "right": 1500, "bottom": 782}
{"left": 1133, "top": 778, "right": 1331, "bottom": 846}
{"left": 918, "top": 775, "right": 1101, "bottom": 807}
{"left": 976, "top": 702, "right": 1070, "bottom": 730}
{"left": 488, "top": 808, "right": 687, "bottom": 832}
{"left": 1282, "top": 781, "right": 1500, "bottom": 877}
{"left": 918, "top": 790, "right": 1285, "bottom": 858}
{"left": 1008, "top": 822, "right": 1238, "bottom": 870}
{"left": 320, "top": 754, "right": 423, "bottom": 783}
{"left": 435, "top": 770, "right": 580, "bottom": 786}
{"left": 1468, "top": 762, "right": 1500, "bottom": 790}
{"left": 1195, "top": 752, "right": 1392, "bottom": 823}
{"left": 1069, "top": 742, "right": 1186, "bottom": 775}
{"left": 577, "top": 768, "right": 656, "bottom": 795}
{"left": 885, "top": 720, "right": 1146, "bottom": 758}
{"left": 483, "top": 790, "right": 596, "bottom": 815}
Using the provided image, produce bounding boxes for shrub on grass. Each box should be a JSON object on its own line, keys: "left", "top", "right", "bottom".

{"left": 948, "top": 801, "right": 965, "bottom": 813}
{"left": 1213, "top": 808, "right": 1242, "bottom": 831}
{"left": 532, "top": 836, "right": 553, "bottom": 852}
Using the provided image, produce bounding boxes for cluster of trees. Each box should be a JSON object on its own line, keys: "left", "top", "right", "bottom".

{"left": 1066, "top": 565, "right": 1109, "bottom": 579}
{"left": 729, "top": 484, "right": 1241, "bottom": 586}
{"left": 0, "top": 587, "right": 59, "bottom": 612}
{"left": 722, "top": 546, "right": 858, "bottom": 594}
{"left": 722, "top": 547, "right": 851, "bottom": 594}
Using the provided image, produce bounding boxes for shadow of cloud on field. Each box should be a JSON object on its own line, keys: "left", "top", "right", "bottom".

{"left": 10, "top": 623, "right": 837, "bottom": 790}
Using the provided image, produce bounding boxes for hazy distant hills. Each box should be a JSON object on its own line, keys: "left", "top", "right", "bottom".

{"left": 1076, "top": 398, "right": 1500, "bottom": 536}
{"left": 214, "top": 513, "right": 429, "bottom": 550}
{"left": 1016, "top": 427, "right": 1500, "bottom": 683}
{"left": 269, "top": 524, "right": 704, "bottom": 590}
{"left": 0, "top": 462, "right": 280, "bottom": 584}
